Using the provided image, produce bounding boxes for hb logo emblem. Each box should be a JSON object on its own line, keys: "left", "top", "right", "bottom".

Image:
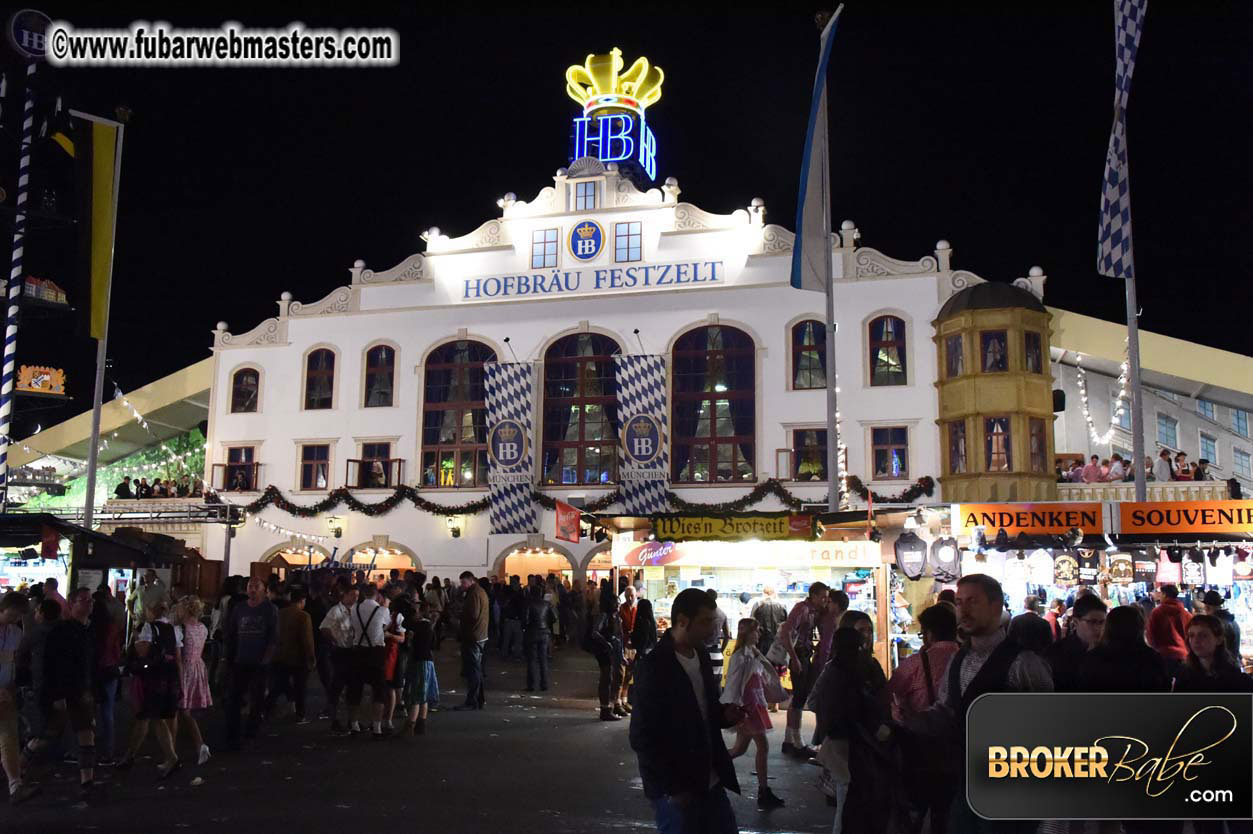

{"left": 622, "top": 415, "right": 662, "bottom": 466}
{"left": 568, "top": 220, "right": 603, "bottom": 261}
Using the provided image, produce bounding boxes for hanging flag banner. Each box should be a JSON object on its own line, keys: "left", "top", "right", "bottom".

{"left": 1096, "top": 0, "right": 1147, "bottom": 280}
{"left": 615, "top": 355, "right": 668, "bottom": 514}
{"left": 555, "top": 500, "right": 581, "bottom": 543}
{"left": 484, "top": 361, "right": 537, "bottom": 534}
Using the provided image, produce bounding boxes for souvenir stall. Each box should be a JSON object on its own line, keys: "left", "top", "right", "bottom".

{"left": 612, "top": 521, "right": 892, "bottom": 670}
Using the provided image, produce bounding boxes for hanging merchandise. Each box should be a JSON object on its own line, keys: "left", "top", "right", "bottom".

{"left": 1205, "top": 547, "right": 1234, "bottom": 587}
{"left": 1003, "top": 552, "right": 1028, "bottom": 589}
{"left": 1054, "top": 550, "right": 1079, "bottom": 586}
{"left": 1182, "top": 547, "right": 1206, "bottom": 586}
{"left": 894, "top": 531, "right": 928, "bottom": 580}
{"left": 1156, "top": 548, "right": 1183, "bottom": 586}
{"left": 930, "top": 536, "right": 960, "bottom": 583}
{"left": 1235, "top": 548, "right": 1252, "bottom": 580}
{"left": 1077, "top": 550, "right": 1100, "bottom": 585}
{"left": 1026, "top": 548, "right": 1055, "bottom": 586}
{"left": 1132, "top": 551, "right": 1157, "bottom": 584}
{"left": 1109, "top": 552, "right": 1134, "bottom": 585}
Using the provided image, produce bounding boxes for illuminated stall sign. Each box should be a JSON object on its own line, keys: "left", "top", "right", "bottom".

{"left": 952, "top": 503, "right": 1102, "bottom": 536}
{"left": 1119, "top": 501, "right": 1253, "bottom": 535}
{"left": 651, "top": 512, "right": 814, "bottom": 543}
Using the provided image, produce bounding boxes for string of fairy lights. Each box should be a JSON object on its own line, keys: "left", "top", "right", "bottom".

{"left": 248, "top": 512, "right": 327, "bottom": 543}
{"left": 1074, "top": 340, "right": 1131, "bottom": 447}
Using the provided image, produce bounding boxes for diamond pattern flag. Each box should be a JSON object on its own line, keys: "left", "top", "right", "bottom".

{"left": 1097, "top": 0, "right": 1148, "bottom": 279}
{"left": 484, "top": 361, "right": 537, "bottom": 534}
{"left": 615, "top": 355, "right": 669, "bottom": 515}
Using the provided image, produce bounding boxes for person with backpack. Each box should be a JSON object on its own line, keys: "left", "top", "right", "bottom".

{"left": 118, "top": 600, "right": 182, "bottom": 777}
{"left": 903, "top": 574, "right": 1053, "bottom": 834}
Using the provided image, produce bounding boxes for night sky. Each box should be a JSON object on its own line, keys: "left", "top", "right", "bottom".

{"left": 2, "top": 2, "right": 1248, "bottom": 438}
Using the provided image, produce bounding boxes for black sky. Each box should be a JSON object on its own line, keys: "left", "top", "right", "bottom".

{"left": 3, "top": 2, "right": 1249, "bottom": 438}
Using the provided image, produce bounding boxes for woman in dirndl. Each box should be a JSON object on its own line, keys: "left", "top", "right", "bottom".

{"left": 721, "top": 618, "right": 784, "bottom": 810}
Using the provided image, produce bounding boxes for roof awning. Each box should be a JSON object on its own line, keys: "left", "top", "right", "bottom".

{"left": 8, "top": 358, "right": 212, "bottom": 469}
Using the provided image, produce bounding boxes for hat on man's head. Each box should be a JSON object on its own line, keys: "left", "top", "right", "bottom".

{"left": 1202, "top": 590, "right": 1226, "bottom": 607}
{"left": 1198, "top": 459, "right": 1210, "bottom": 466}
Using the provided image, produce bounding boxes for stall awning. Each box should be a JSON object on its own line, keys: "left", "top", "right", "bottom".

{"left": 0, "top": 513, "right": 185, "bottom": 571}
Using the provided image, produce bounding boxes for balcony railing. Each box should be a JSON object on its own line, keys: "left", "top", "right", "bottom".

{"left": 211, "top": 462, "right": 261, "bottom": 492}
{"left": 346, "top": 458, "right": 404, "bottom": 489}
{"left": 1057, "top": 481, "right": 1231, "bottom": 502}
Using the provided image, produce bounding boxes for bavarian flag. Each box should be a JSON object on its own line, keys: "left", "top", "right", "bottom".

{"left": 60, "top": 116, "right": 121, "bottom": 341}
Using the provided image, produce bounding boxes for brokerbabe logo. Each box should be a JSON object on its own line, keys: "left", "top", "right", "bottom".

{"left": 967, "top": 694, "right": 1253, "bottom": 821}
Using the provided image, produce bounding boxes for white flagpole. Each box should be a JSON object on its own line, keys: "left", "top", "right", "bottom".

{"left": 819, "top": 8, "right": 843, "bottom": 513}
{"left": 74, "top": 110, "right": 126, "bottom": 529}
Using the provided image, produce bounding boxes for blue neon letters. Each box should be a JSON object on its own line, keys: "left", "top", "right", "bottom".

{"left": 462, "top": 260, "right": 723, "bottom": 301}
{"left": 572, "top": 114, "right": 658, "bottom": 180}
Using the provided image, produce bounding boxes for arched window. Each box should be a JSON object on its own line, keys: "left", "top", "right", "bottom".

{"left": 304, "top": 349, "right": 335, "bottom": 409}
{"left": 542, "top": 333, "right": 619, "bottom": 485}
{"left": 364, "top": 344, "right": 395, "bottom": 407}
{"left": 230, "top": 367, "right": 259, "bottom": 413}
{"left": 422, "top": 340, "right": 495, "bottom": 487}
{"left": 672, "top": 325, "right": 755, "bottom": 483}
{"left": 791, "top": 320, "right": 826, "bottom": 390}
{"left": 868, "top": 315, "right": 907, "bottom": 386}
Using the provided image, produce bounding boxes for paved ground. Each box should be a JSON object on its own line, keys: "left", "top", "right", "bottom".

{"left": 5, "top": 644, "right": 834, "bottom": 834}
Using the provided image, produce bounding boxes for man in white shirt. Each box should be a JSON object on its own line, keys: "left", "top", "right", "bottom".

{"left": 346, "top": 584, "right": 389, "bottom": 739}
{"left": 1151, "top": 449, "right": 1174, "bottom": 483}
{"left": 1104, "top": 454, "right": 1126, "bottom": 482}
{"left": 319, "top": 581, "right": 357, "bottom": 736}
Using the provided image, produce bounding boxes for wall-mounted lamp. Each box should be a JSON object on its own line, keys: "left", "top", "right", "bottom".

{"left": 446, "top": 516, "right": 462, "bottom": 538}
{"left": 325, "top": 516, "right": 343, "bottom": 539}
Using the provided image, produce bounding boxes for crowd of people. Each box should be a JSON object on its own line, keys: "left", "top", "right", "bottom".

{"left": 1058, "top": 448, "right": 1216, "bottom": 484}
{"left": 112, "top": 473, "right": 204, "bottom": 500}
{"left": 627, "top": 575, "right": 1253, "bottom": 834}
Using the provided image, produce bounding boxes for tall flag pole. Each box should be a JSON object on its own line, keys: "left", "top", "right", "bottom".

{"left": 790, "top": 6, "right": 844, "bottom": 512}
{"left": 0, "top": 62, "right": 37, "bottom": 509}
{"left": 55, "top": 109, "right": 126, "bottom": 527}
{"left": 1097, "top": 0, "right": 1148, "bottom": 501}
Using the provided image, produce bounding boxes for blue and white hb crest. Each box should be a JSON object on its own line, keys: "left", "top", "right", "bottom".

{"left": 568, "top": 220, "right": 604, "bottom": 261}
{"left": 622, "top": 414, "right": 662, "bottom": 467}
{"left": 488, "top": 418, "right": 528, "bottom": 469}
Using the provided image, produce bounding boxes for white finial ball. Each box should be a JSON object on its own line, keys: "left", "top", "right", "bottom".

{"left": 606, "top": 162, "right": 618, "bottom": 172}
{"left": 353, "top": 259, "right": 365, "bottom": 269}
{"left": 280, "top": 291, "right": 292, "bottom": 301}
{"left": 428, "top": 226, "right": 440, "bottom": 238}
{"left": 216, "top": 321, "right": 228, "bottom": 331}
{"left": 556, "top": 168, "right": 567, "bottom": 177}
{"left": 750, "top": 197, "right": 764, "bottom": 207}
{"left": 1028, "top": 265, "right": 1044, "bottom": 277}
{"left": 840, "top": 219, "right": 856, "bottom": 230}
{"left": 664, "top": 176, "right": 678, "bottom": 187}
{"left": 935, "top": 239, "right": 951, "bottom": 250}
{"left": 503, "top": 192, "right": 516, "bottom": 203}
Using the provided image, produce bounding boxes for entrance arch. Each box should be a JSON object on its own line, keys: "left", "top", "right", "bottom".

{"left": 340, "top": 541, "right": 423, "bottom": 583}
{"left": 260, "top": 542, "right": 333, "bottom": 564}
{"left": 491, "top": 539, "right": 577, "bottom": 582}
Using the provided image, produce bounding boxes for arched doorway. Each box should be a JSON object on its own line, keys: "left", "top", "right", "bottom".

{"left": 341, "top": 542, "right": 423, "bottom": 586}
{"left": 491, "top": 540, "right": 577, "bottom": 583}
{"left": 256, "top": 542, "right": 333, "bottom": 582}
{"left": 581, "top": 543, "right": 613, "bottom": 586}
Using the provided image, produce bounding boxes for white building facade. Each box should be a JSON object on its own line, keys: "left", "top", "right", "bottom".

{"left": 204, "top": 159, "right": 1028, "bottom": 580}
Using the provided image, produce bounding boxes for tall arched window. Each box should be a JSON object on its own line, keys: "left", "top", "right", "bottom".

{"left": 542, "top": 333, "right": 619, "bottom": 485}
{"left": 422, "top": 340, "right": 495, "bottom": 487}
{"left": 791, "top": 319, "right": 826, "bottom": 390}
{"left": 673, "top": 325, "right": 755, "bottom": 483}
{"left": 304, "top": 349, "right": 335, "bottom": 409}
{"left": 868, "top": 315, "right": 907, "bottom": 386}
{"left": 230, "top": 367, "right": 259, "bottom": 413}
{"left": 364, "top": 344, "right": 395, "bottom": 407}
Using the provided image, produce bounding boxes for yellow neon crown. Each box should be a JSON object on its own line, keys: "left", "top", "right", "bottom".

{"left": 575, "top": 223, "right": 597, "bottom": 239}
{"left": 566, "top": 47, "right": 664, "bottom": 117}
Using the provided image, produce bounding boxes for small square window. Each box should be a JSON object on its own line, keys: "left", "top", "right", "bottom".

{"left": 300, "top": 444, "right": 330, "bottom": 491}
{"left": 615, "top": 221, "right": 641, "bottom": 263}
{"left": 980, "top": 331, "right": 1008, "bottom": 372}
{"left": 945, "top": 335, "right": 964, "bottom": 379}
{"left": 1197, "top": 399, "right": 1215, "bottom": 420}
{"left": 531, "top": 228, "right": 558, "bottom": 269}
{"left": 1156, "top": 414, "right": 1178, "bottom": 449}
{"left": 1200, "top": 433, "right": 1217, "bottom": 464}
{"left": 871, "top": 426, "right": 908, "bottom": 480}
{"left": 1024, "top": 332, "right": 1043, "bottom": 374}
{"left": 1234, "top": 449, "right": 1251, "bottom": 479}
{"left": 1234, "top": 409, "right": 1249, "bottom": 438}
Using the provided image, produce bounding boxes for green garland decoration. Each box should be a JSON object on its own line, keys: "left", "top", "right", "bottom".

{"left": 204, "top": 476, "right": 935, "bottom": 521}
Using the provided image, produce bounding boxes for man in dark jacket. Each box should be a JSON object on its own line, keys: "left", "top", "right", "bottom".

{"left": 523, "top": 584, "right": 556, "bottom": 692}
{"left": 454, "top": 571, "right": 490, "bottom": 711}
{"left": 35, "top": 587, "right": 97, "bottom": 797}
{"left": 630, "top": 587, "right": 742, "bottom": 833}
{"left": 1044, "top": 593, "right": 1107, "bottom": 692}
{"left": 1202, "top": 590, "right": 1242, "bottom": 659}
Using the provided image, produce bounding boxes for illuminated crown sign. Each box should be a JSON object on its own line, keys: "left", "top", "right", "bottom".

{"left": 565, "top": 48, "right": 664, "bottom": 117}
{"left": 567, "top": 48, "right": 662, "bottom": 182}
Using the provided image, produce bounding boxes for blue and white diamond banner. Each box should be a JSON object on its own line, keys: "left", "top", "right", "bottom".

{"left": 615, "top": 355, "right": 669, "bottom": 515}
{"left": 484, "top": 361, "right": 537, "bottom": 534}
